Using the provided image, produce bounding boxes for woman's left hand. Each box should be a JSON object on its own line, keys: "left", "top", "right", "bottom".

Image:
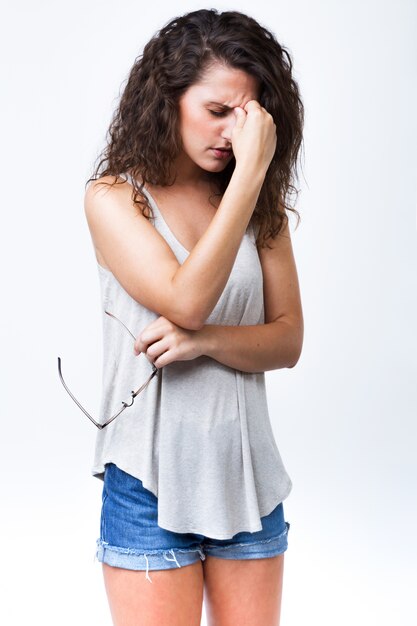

{"left": 133, "top": 316, "right": 204, "bottom": 368}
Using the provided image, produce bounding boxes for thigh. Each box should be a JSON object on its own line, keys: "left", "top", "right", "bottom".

{"left": 103, "top": 560, "right": 204, "bottom": 626}
{"left": 95, "top": 463, "right": 206, "bottom": 625}
{"left": 201, "top": 500, "right": 290, "bottom": 626}
{"left": 203, "top": 553, "right": 285, "bottom": 626}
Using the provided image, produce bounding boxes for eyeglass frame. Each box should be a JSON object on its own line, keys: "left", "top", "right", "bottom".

{"left": 57, "top": 310, "right": 159, "bottom": 430}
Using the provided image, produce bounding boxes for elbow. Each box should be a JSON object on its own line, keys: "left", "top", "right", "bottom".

{"left": 287, "top": 344, "right": 303, "bottom": 369}
{"left": 187, "top": 309, "right": 209, "bottom": 331}
{"left": 287, "top": 319, "right": 304, "bottom": 369}
{"left": 183, "top": 316, "right": 205, "bottom": 331}
{"left": 159, "top": 283, "right": 202, "bottom": 329}
{"left": 166, "top": 312, "right": 203, "bottom": 331}
{"left": 153, "top": 298, "right": 205, "bottom": 330}
{"left": 167, "top": 279, "right": 207, "bottom": 331}
{"left": 180, "top": 301, "right": 207, "bottom": 331}
{"left": 169, "top": 304, "right": 205, "bottom": 331}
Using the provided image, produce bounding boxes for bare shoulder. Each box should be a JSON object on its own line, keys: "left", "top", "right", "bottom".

{"left": 84, "top": 176, "right": 134, "bottom": 268}
{"left": 84, "top": 175, "right": 132, "bottom": 215}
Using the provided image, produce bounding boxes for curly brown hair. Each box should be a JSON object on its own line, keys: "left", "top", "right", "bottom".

{"left": 86, "top": 8, "right": 304, "bottom": 248}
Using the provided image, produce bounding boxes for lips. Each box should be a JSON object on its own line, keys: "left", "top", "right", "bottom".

{"left": 211, "top": 147, "right": 233, "bottom": 159}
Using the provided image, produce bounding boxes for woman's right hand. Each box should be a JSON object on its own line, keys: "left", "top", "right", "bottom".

{"left": 231, "top": 100, "right": 277, "bottom": 175}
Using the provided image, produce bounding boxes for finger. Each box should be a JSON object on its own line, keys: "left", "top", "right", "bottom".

{"left": 133, "top": 342, "right": 141, "bottom": 356}
{"left": 151, "top": 346, "right": 170, "bottom": 368}
{"left": 146, "top": 336, "right": 170, "bottom": 362}
{"left": 153, "top": 348, "right": 168, "bottom": 367}
{"left": 139, "top": 326, "right": 163, "bottom": 350}
{"left": 243, "top": 99, "right": 262, "bottom": 111}
{"left": 134, "top": 334, "right": 154, "bottom": 356}
{"left": 233, "top": 106, "right": 246, "bottom": 128}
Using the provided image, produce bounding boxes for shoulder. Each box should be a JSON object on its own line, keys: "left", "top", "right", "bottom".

{"left": 84, "top": 175, "right": 130, "bottom": 211}
{"left": 84, "top": 174, "right": 148, "bottom": 232}
{"left": 83, "top": 174, "right": 146, "bottom": 260}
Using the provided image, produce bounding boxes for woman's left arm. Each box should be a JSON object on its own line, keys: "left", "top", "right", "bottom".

{"left": 197, "top": 219, "right": 304, "bottom": 373}
{"left": 135, "top": 219, "right": 304, "bottom": 372}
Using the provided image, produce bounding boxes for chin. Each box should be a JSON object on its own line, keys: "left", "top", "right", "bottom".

{"left": 204, "top": 158, "right": 232, "bottom": 171}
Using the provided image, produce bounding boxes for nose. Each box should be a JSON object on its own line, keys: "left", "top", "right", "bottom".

{"left": 220, "top": 113, "right": 236, "bottom": 145}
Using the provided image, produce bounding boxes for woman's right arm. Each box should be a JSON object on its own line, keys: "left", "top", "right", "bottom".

{"left": 84, "top": 101, "right": 276, "bottom": 331}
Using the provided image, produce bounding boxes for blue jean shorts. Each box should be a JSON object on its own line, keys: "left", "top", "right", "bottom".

{"left": 95, "top": 463, "right": 290, "bottom": 582}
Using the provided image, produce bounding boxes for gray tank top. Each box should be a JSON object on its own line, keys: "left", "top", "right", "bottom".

{"left": 91, "top": 171, "right": 292, "bottom": 539}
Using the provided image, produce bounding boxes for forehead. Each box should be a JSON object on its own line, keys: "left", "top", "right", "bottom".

{"left": 184, "top": 63, "right": 260, "bottom": 104}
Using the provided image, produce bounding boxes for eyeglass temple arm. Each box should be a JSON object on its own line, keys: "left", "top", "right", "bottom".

{"left": 57, "top": 356, "right": 104, "bottom": 428}
{"left": 104, "top": 310, "right": 136, "bottom": 340}
{"left": 57, "top": 357, "right": 158, "bottom": 430}
{"left": 57, "top": 310, "right": 159, "bottom": 430}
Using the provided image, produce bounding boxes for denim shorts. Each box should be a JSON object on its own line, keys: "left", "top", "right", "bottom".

{"left": 95, "top": 463, "right": 290, "bottom": 583}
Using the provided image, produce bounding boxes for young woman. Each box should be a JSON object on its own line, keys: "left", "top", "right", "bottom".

{"left": 84, "top": 8, "right": 304, "bottom": 626}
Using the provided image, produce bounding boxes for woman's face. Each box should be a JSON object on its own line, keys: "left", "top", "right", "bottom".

{"left": 175, "top": 62, "right": 261, "bottom": 183}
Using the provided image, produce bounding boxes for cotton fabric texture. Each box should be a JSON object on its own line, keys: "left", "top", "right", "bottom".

{"left": 90, "top": 171, "right": 293, "bottom": 540}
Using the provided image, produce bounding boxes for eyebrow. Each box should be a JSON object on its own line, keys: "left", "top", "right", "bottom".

{"left": 206, "top": 101, "right": 232, "bottom": 109}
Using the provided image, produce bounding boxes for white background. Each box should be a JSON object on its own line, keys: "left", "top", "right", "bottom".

{"left": 1, "top": 1, "right": 416, "bottom": 624}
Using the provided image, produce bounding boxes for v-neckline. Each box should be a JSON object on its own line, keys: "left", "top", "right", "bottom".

{"left": 141, "top": 185, "right": 191, "bottom": 256}
{"left": 123, "top": 171, "right": 252, "bottom": 256}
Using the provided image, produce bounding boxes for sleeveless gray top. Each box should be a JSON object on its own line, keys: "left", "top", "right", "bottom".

{"left": 91, "top": 171, "right": 292, "bottom": 539}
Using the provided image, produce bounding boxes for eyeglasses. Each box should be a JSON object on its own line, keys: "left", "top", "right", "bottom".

{"left": 57, "top": 310, "right": 159, "bottom": 430}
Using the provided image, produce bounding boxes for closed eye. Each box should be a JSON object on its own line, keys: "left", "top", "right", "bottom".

{"left": 209, "top": 110, "right": 227, "bottom": 117}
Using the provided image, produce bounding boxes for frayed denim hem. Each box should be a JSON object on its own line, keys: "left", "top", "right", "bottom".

{"left": 94, "top": 538, "right": 205, "bottom": 583}
{"left": 94, "top": 522, "right": 290, "bottom": 583}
